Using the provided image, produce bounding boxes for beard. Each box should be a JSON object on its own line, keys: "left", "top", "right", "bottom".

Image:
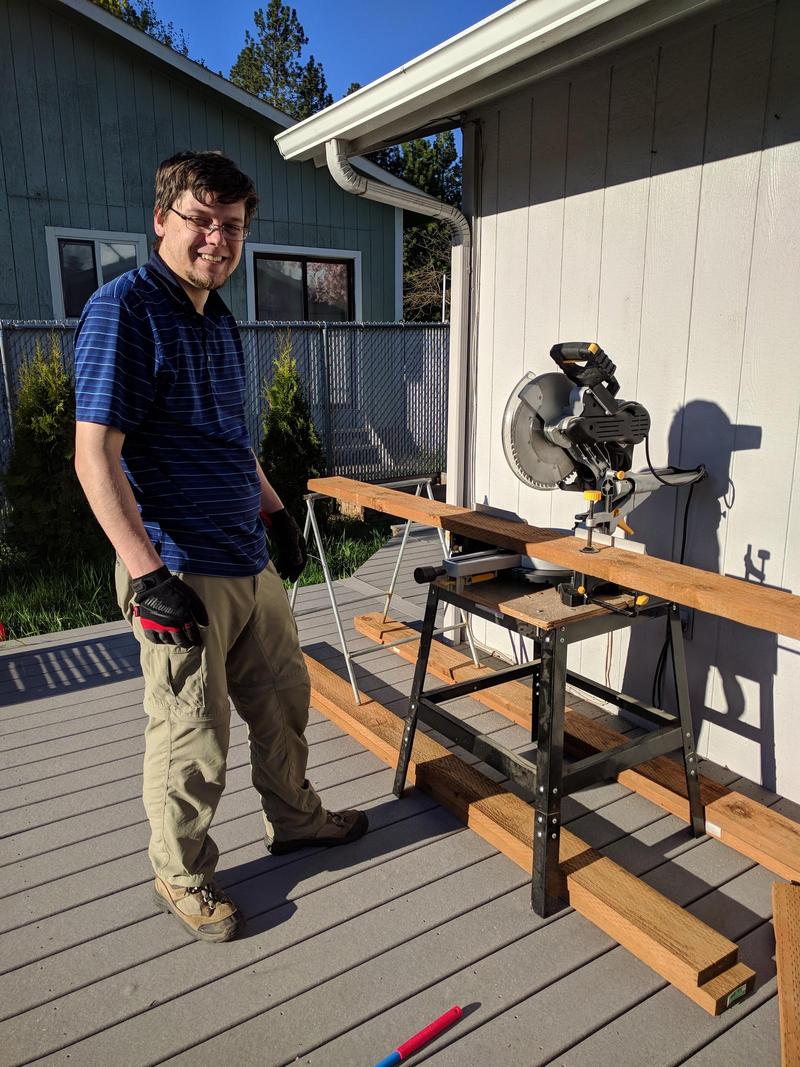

{"left": 184, "top": 268, "right": 223, "bottom": 291}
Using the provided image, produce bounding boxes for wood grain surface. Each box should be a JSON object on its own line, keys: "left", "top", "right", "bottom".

{"left": 309, "top": 477, "right": 800, "bottom": 638}
{"left": 773, "top": 881, "right": 800, "bottom": 1067}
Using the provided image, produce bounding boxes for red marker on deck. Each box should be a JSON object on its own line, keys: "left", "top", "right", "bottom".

{"left": 373, "top": 1005, "right": 463, "bottom": 1067}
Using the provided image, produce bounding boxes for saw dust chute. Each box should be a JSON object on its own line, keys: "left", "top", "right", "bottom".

{"left": 444, "top": 342, "right": 706, "bottom": 608}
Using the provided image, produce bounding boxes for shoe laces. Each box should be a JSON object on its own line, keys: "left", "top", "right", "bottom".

{"left": 327, "top": 811, "right": 347, "bottom": 827}
{"left": 186, "top": 884, "right": 225, "bottom": 910}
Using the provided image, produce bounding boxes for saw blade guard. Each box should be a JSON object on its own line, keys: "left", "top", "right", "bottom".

{"left": 501, "top": 371, "right": 577, "bottom": 489}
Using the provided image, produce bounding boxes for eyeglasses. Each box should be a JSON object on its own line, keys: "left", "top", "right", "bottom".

{"left": 168, "top": 207, "right": 249, "bottom": 242}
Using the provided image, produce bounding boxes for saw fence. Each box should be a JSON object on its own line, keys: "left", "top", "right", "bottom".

{"left": 303, "top": 476, "right": 800, "bottom": 1017}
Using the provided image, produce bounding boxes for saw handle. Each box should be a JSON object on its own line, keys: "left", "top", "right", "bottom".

{"left": 550, "top": 342, "right": 619, "bottom": 395}
{"left": 414, "top": 565, "right": 446, "bottom": 584}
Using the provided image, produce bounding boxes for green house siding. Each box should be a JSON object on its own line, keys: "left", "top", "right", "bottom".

{"left": 0, "top": 0, "right": 398, "bottom": 321}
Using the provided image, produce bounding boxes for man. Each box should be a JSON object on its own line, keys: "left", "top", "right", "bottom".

{"left": 74, "top": 151, "right": 367, "bottom": 944}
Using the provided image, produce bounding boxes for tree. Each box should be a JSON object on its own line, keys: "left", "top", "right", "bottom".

{"left": 362, "top": 132, "right": 462, "bottom": 321}
{"left": 258, "top": 333, "right": 326, "bottom": 527}
{"left": 231, "top": 6, "right": 462, "bottom": 317}
{"left": 295, "top": 55, "right": 333, "bottom": 120}
{"left": 402, "top": 222, "right": 453, "bottom": 322}
{"left": 91, "top": 0, "right": 189, "bottom": 55}
{"left": 230, "top": 1, "right": 332, "bottom": 120}
{"left": 2, "top": 337, "right": 107, "bottom": 568}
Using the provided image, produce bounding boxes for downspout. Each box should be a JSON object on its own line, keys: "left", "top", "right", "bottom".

{"left": 325, "top": 138, "right": 472, "bottom": 508}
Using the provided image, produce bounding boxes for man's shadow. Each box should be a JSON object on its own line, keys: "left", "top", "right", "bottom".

{"left": 621, "top": 401, "right": 779, "bottom": 790}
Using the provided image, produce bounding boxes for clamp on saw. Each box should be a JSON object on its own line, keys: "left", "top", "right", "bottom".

{"left": 433, "top": 342, "right": 706, "bottom": 610}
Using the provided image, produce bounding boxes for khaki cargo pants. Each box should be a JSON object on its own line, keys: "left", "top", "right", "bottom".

{"left": 117, "top": 560, "right": 326, "bottom": 886}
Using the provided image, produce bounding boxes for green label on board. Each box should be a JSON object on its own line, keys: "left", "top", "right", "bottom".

{"left": 726, "top": 984, "right": 747, "bottom": 1008}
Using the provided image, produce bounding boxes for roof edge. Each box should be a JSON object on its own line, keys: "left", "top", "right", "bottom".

{"left": 53, "top": 0, "right": 414, "bottom": 193}
{"left": 275, "top": 0, "right": 658, "bottom": 161}
{"left": 54, "top": 0, "right": 294, "bottom": 130}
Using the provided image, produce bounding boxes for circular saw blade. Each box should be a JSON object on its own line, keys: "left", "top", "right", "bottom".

{"left": 502, "top": 372, "right": 576, "bottom": 489}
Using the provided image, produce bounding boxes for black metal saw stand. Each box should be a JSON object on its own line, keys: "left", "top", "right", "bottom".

{"left": 392, "top": 577, "right": 705, "bottom": 917}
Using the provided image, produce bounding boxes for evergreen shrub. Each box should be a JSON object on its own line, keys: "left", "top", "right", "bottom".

{"left": 2, "top": 336, "right": 107, "bottom": 569}
{"left": 258, "top": 332, "right": 326, "bottom": 526}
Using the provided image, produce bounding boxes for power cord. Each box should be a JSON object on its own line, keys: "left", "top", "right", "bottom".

{"left": 644, "top": 435, "right": 704, "bottom": 485}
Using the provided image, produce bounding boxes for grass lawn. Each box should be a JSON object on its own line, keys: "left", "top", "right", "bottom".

{"left": 0, "top": 514, "right": 390, "bottom": 641}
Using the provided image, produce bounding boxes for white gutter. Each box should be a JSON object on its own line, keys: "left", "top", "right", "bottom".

{"left": 326, "top": 141, "right": 469, "bottom": 245}
{"left": 277, "top": 0, "right": 654, "bottom": 162}
{"left": 325, "top": 139, "right": 472, "bottom": 506}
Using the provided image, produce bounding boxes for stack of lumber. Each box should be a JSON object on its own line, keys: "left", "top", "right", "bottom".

{"left": 353, "top": 613, "right": 800, "bottom": 886}
{"left": 306, "top": 655, "right": 754, "bottom": 1016}
{"left": 304, "top": 476, "right": 800, "bottom": 1018}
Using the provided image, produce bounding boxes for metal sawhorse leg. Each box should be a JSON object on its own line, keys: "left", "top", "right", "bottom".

{"left": 290, "top": 479, "right": 478, "bottom": 706}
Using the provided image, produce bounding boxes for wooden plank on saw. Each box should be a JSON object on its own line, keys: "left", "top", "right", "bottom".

{"left": 309, "top": 477, "right": 800, "bottom": 640}
{"left": 305, "top": 653, "right": 754, "bottom": 1014}
{"left": 773, "top": 881, "right": 800, "bottom": 1067}
{"left": 354, "top": 612, "right": 800, "bottom": 883}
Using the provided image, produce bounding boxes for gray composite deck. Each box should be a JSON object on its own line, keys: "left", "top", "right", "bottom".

{"left": 0, "top": 527, "right": 792, "bottom": 1066}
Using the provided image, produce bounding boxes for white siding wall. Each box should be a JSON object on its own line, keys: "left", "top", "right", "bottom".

{"left": 465, "top": 0, "right": 800, "bottom": 800}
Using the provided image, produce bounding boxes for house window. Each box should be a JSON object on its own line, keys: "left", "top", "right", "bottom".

{"left": 253, "top": 252, "right": 356, "bottom": 321}
{"left": 45, "top": 228, "right": 148, "bottom": 318}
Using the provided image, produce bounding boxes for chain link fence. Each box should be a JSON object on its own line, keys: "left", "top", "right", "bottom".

{"left": 0, "top": 321, "right": 449, "bottom": 485}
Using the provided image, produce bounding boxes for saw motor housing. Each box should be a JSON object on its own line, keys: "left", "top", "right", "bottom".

{"left": 502, "top": 341, "right": 702, "bottom": 540}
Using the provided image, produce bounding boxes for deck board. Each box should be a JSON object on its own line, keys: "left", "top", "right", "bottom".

{"left": 0, "top": 529, "right": 786, "bottom": 1065}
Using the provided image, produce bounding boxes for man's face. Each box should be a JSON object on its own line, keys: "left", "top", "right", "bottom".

{"left": 153, "top": 191, "right": 247, "bottom": 296}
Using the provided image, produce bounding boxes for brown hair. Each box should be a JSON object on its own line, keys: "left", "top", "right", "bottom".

{"left": 154, "top": 151, "right": 259, "bottom": 223}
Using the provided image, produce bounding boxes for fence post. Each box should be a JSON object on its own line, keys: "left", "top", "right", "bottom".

{"left": 0, "top": 324, "right": 13, "bottom": 449}
{"left": 321, "top": 323, "right": 335, "bottom": 472}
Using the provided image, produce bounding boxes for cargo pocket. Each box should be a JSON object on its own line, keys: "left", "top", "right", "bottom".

{"left": 165, "top": 625, "right": 214, "bottom": 723}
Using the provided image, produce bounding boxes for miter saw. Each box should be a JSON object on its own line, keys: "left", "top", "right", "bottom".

{"left": 440, "top": 342, "right": 706, "bottom": 609}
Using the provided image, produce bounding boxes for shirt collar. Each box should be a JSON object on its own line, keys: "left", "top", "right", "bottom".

{"left": 144, "top": 250, "right": 231, "bottom": 320}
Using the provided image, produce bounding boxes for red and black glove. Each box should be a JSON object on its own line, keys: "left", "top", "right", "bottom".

{"left": 131, "top": 566, "right": 208, "bottom": 648}
{"left": 262, "top": 508, "right": 308, "bottom": 583}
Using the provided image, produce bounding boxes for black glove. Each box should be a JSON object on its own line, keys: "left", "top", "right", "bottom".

{"left": 263, "top": 508, "right": 308, "bottom": 583}
{"left": 131, "top": 566, "right": 208, "bottom": 648}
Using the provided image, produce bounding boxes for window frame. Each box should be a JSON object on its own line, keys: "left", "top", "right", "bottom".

{"left": 246, "top": 243, "right": 362, "bottom": 322}
{"left": 45, "top": 226, "right": 148, "bottom": 319}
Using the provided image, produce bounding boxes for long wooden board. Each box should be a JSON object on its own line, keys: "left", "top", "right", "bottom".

{"left": 773, "top": 881, "right": 800, "bottom": 1066}
{"left": 309, "top": 476, "right": 800, "bottom": 639}
{"left": 354, "top": 612, "right": 800, "bottom": 883}
{"left": 305, "top": 653, "right": 755, "bottom": 1015}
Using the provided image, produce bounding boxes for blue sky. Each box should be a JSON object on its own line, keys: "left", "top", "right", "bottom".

{"left": 155, "top": 0, "right": 505, "bottom": 100}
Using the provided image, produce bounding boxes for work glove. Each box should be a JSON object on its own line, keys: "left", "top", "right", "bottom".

{"left": 131, "top": 566, "right": 208, "bottom": 648}
{"left": 262, "top": 507, "right": 308, "bottom": 583}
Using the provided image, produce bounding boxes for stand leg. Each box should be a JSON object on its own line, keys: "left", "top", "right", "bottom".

{"left": 381, "top": 484, "right": 423, "bottom": 622}
{"left": 531, "top": 643, "right": 540, "bottom": 743}
{"left": 425, "top": 481, "right": 479, "bottom": 666}
{"left": 305, "top": 496, "right": 362, "bottom": 705}
{"left": 393, "top": 582, "right": 440, "bottom": 798}
{"left": 288, "top": 501, "right": 313, "bottom": 614}
{"left": 532, "top": 628, "right": 568, "bottom": 916}
{"left": 669, "top": 604, "right": 704, "bottom": 836}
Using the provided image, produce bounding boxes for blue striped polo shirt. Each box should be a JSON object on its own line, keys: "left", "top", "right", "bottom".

{"left": 75, "top": 251, "right": 268, "bottom": 576}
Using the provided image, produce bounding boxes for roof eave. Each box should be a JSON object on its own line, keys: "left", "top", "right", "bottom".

{"left": 54, "top": 0, "right": 294, "bottom": 130}
{"left": 276, "top": 0, "right": 718, "bottom": 162}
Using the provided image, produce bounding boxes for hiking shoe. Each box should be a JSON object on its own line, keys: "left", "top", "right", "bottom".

{"left": 266, "top": 809, "right": 369, "bottom": 855}
{"left": 153, "top": 877, "right": 242, "bottom": 943}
